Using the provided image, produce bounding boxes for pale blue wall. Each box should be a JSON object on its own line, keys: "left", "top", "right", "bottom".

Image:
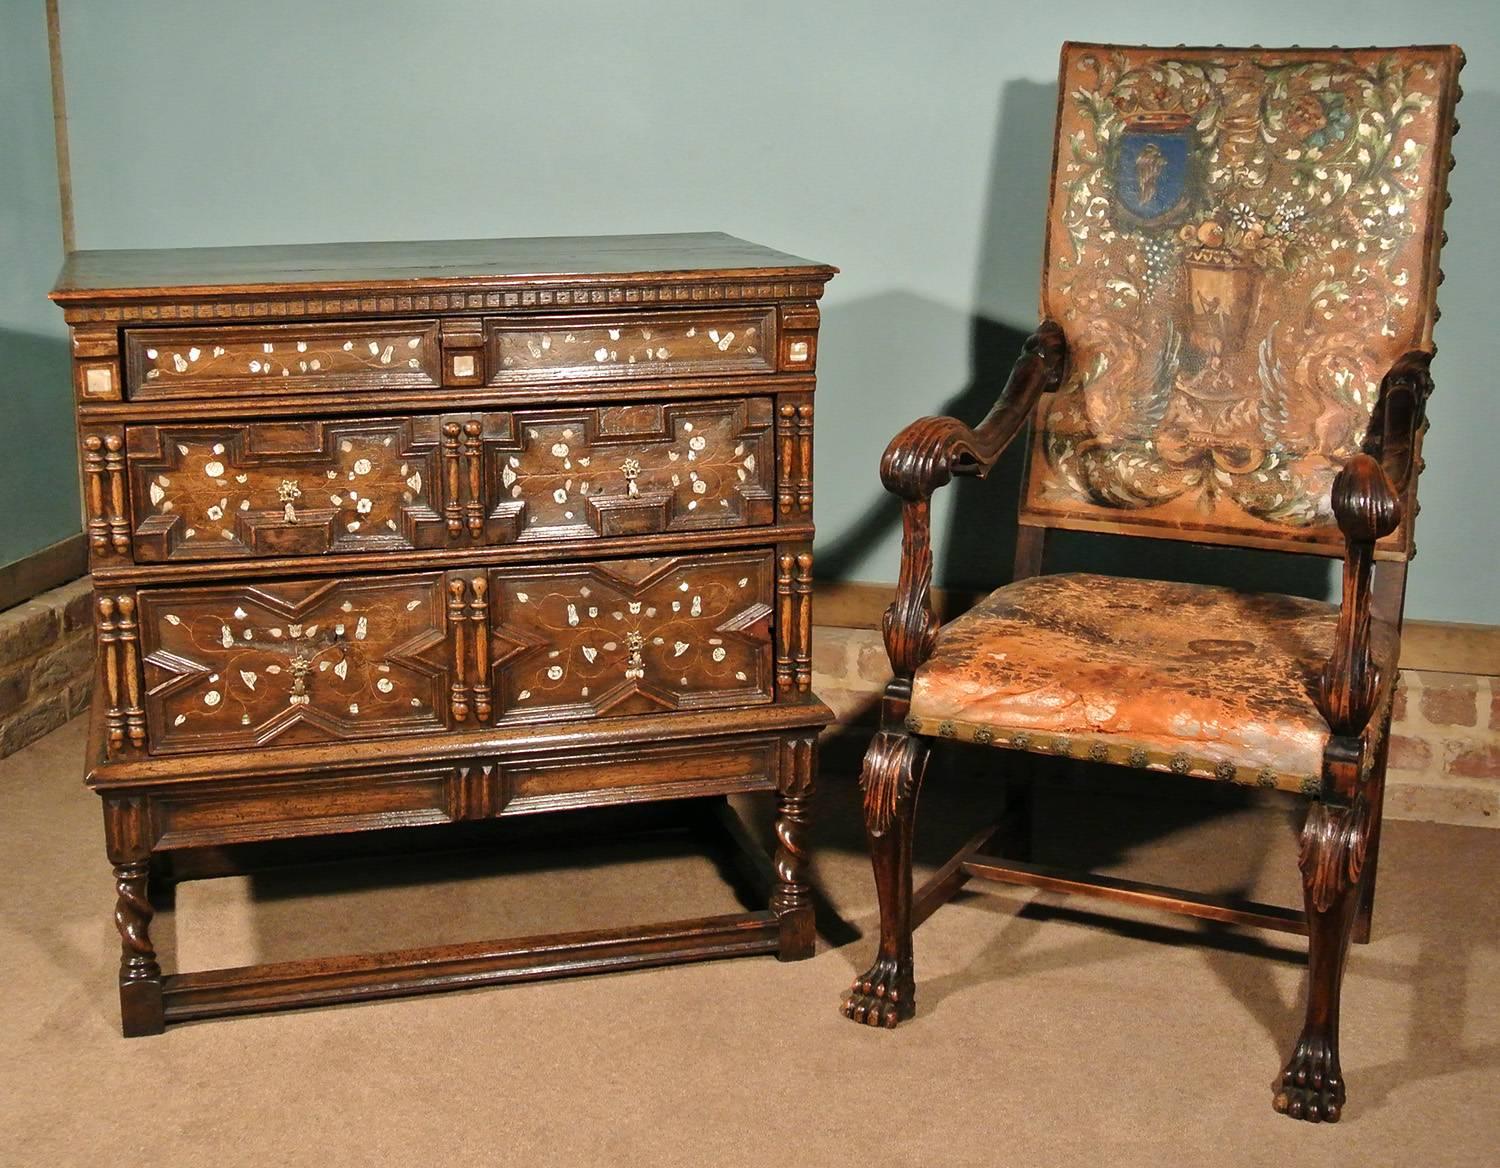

{"left": 38, "top": 0, "right": 1500, "bottom": 620}
{"left": 0, "top": 0, "right": 78, "bottom": 569}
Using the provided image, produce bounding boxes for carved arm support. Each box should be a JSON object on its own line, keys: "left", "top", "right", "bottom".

{"left": 876, "top": 321, "right": 1068, "bottom": 710}
{"left": 1319, "top": 351, "right": 1434, "bottom": 762}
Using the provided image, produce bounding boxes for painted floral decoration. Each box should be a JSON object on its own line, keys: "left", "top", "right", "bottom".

{"left": 1029, "top": 46, "right": 1457, "bottom": 539}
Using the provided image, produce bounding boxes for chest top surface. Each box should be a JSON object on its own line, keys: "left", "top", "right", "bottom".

{"left": 52, "top": 232, "right": 836, "bottom": 303}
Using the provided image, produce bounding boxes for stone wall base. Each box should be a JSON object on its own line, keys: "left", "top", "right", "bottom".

{"left": 0, "top": 578, "right": 94, "bottom": 759}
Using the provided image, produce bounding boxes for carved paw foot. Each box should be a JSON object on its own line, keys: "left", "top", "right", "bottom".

{"left": 841, "top": 957, "right": 915, "bottom": 1028}
{"left": 1273, "top": 1031, "right": 1346, "bottom": 1122}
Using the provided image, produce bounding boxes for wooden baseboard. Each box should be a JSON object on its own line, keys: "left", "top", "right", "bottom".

{"left": 1399, "top": 621, "right": 1500, "bottom": 677}
{"left": 815, "top": 579, "right": 979, "bottom": 629}
{"left": 814, "top": 579, "right": 1500, "bottom": 677}
{"left": 0, "top": 533, "right": 86, "bottom": 613}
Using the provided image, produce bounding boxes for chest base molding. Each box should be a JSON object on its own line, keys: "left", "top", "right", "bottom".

{"left": 97, "top": 708, "right": 824, "bottom": 1036}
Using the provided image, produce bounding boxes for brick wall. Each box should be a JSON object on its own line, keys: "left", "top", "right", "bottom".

{"left": 0, "top": 578, "right": 94, "bottom": 758}
{"left": 1386, "top": 671, "right": 1499, "bottom": 824}
{"left": 813, "top": 626, "right": 1499, "bottom": 828}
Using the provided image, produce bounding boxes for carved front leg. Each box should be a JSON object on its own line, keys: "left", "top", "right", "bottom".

{"left": 104, "top": 797, "right": 164, "bottom": 1036}
{"left": 1274, "top": 794, "right": 1372, "bottom": 1122}
{"left": 771, "top": 735, "right": 817, "bottom": 960}
{"left": 113, "top": 859, "right": 164, "bottom": 1036}
{"left": 842, "top": 730, "right": 930, "bottom": 1028}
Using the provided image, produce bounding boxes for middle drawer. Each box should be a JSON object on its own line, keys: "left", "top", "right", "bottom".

{"left": 117, "top": 397, "right": 774, "bottom": 563}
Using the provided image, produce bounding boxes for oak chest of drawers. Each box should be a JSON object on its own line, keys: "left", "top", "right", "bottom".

{"left": 51, "top": 233, "right": 836, "bottom": 1034}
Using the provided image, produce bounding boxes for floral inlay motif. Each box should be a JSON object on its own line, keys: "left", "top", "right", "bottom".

{"left": 490, "top": 310, "right": 776, "bottom": 381}
{"left": 128, "top": 323, "right": 440, "bottom": 393}
{"left": 277, "top": 479, "right": 303, "bottom": 522}
{"left": 621, "top": 458, "right": 643, "bottom": 496}
{"left": 140, "top": 576, "right": 450, "bottom": 752}
{"left": 487, "top": 554, "right": 773, "bottom": 722}
{"left": 1029, "top": 46, "right": 1456, "bottom": 538}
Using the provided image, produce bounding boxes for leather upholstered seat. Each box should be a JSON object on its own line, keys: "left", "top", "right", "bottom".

{"left": 905, "top": 573, "right": 1399, "bottom": 795}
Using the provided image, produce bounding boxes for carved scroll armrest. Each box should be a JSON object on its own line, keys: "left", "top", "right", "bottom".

{"left": 1319, "top": 351, "right": 1434, "bottom": 747}
{"left": 1359, "top": 349, "right": 1433, "bottom": 495}
{"left": 878, "top": 320, "right": 1068, "bottom": 501}
{"left": 877, "top": 321, "right": 1068, "bottom": 688}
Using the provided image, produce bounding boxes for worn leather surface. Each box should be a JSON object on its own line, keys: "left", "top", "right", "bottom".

{"left": 1024, "top": 44, "right": 1460, "bottom": 553}
{"left": 907, "top": 572, "right": 1399, "bottom": 793}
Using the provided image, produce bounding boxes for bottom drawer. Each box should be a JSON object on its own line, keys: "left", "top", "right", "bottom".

{"left": 486, "top": 550, "right": 775, "bottom": 725}
{"left": 150, "top": 765, "right": 463, "bottom": 849}
{"left": 146, "top": 738, "right": 778, "bottom": 850}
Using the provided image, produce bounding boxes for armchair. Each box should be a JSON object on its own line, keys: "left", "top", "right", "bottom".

{"left": 841, "top": 43, "right": 1463, "bottom": 1124}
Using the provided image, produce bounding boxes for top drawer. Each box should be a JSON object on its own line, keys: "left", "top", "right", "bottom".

{"left": 121, "top": 308, "right": 788, "bottom": 399}
{"left": 124, "top": 320, "right": 443, "bottom": 400}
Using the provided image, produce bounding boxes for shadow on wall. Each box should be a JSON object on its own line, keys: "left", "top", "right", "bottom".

{"left": 817, "top": 77, "right": 1336, "bottom": 603}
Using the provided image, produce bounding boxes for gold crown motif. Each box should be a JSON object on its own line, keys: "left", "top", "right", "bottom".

{"left": 1111, "top": 72, "right": 1208, "bottom": 130}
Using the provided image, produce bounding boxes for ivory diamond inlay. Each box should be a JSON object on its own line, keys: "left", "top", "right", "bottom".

{"left": 486, "top": 552, "right": 774, "bottom": 723}
{"left": 139, "top": 575, "right": 451, "bottom": 753}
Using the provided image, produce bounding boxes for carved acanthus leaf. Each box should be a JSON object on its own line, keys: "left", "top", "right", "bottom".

{"left": 860, "top": 731, "right": 929, "bottom": 836}
{"left": 1298, "top": 795, "right": 1372, "bottom": 913}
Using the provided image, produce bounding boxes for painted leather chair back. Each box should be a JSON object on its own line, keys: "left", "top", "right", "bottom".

{"left": 1022, "top": 43, "right": 1463, "bottom": 558}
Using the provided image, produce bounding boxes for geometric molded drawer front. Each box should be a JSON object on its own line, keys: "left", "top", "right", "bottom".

{"left": 487, "top": 551, "right": 774, "bottom": 725}
{"left": 116, "top": 398, "right": 775, "bottom": 564}
{"left": 486, "top": 398, "right": 774, "bottom": 541}
{"left": 486, "top": 308, "right": 776, "bottom": 384}
{"left": 137, "top": 574, "right": 452, "bottom": 754}
{"left": 123, "top": 320, "right": 441, "bottom": 399}
{"left": 125, "top": 418, "right": 447, "bottom": 561}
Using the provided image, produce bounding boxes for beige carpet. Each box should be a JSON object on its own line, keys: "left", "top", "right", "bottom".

{"left": 2, "top": 718, "right": 1497, "bottom": 1167}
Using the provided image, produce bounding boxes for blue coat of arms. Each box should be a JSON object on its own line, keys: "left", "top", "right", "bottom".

{"left": 1115, "top": 124, "right": 1193, "bottom": 223}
